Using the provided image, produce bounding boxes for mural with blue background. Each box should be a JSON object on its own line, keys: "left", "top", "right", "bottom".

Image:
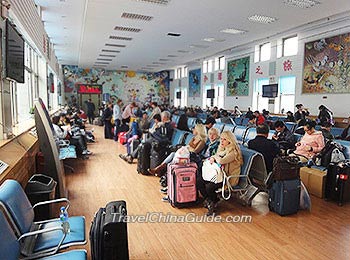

{"left": 63, "top": 65, "right": 170, "bottom": 104}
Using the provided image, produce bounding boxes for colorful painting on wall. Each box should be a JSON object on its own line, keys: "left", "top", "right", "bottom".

{"left": 303, "top": 32, "right": 350, "bottom": 93}
{"left": 188, "top": 69, "right": 201, "bottom": 97}
{"left": 63, "top": 65, "right": 170, "bottom": 104}
{"left": 227, "top": 57, "right": 250, "bottom": 96}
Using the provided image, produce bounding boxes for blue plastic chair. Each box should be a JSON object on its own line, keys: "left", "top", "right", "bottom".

{"left": 234, "top": 117, "right": 242, "bottom": 125}
{"left": 243, "top": 127, "right": 257, "bottom": 145}
{"left": 171, "top": 129, "right": 186, "bottom": 146}
{"left": 0, "top": 180, "right": 86, "bottom": 257}
{"left": 241, "top": 118, "right": 249, "bottom": 126}
{"left": 331, "top": 127, "right": 345, "bottom": 138}
{"left": 213, "top": 123, "right": 225, "bottom": 134}
{"left": 234, "top": 126, "right": 247, "bottom": 144}
{"left": 184, "top": 132, "right": 194, "bottom": 145}
{"left": 187, "top": 117, "right": 197, "bottom": 130}
{"left": 285, "top": 122, "right": 296, "bottom": 133}
{"left": 223, "top": 124, "right": 235, "bottom": 133}
{"left": 0, "top": 209, "right": 87, "bottom": 260}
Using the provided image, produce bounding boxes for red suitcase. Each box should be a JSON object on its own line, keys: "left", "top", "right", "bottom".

{"left": 167, "top": 162, "right": 198, "bottom": 208}
{"left": 118, "top": 132, "right": 127, "bottom": 145}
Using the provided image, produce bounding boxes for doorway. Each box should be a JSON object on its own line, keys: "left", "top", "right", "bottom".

{"left": 80, "top": 94, "right": 101, "bottom": 115}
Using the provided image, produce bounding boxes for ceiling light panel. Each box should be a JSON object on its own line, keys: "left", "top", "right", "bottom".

{"left": 97, "top": 58, "right": 113, "bottom": 61}
{"left": 167, "top": 54, "right": 178, "bottom": 57}
{"left": 189, "top": 44, "right": 209, "bottom": 49}
{"left": 114, "top": 26, "right": 141, "bottom": 33}
{"left": 202, "top": 38, "right": 226, "bottom": 42}
{"left": 109, "top": 36, "right": 133, "bottom": 41}
{"left": 220, "top": 28, "right": 247, "bottom": 34}
{"left": 99, "top": 54, "right": 117, "bottom": 57}
{"left": 105, "top": 43, "right": 126, "bottom": 47}
{"left": 248, "top": 14, "right": 277, "bottom": 24}
{"left": 121, "top": 12, "right": 153, "bottom": 21}
{"left": 159, "top": 58, "right": 170, "bottom": 61}
{"left": 134, "top": 0, "right": 171, "bottom": 5}
{"left": 101, "top": 49, "right": 120, "bottom": 53}
{"left": 283, "top": 0, "right": 320, "bottom": 8}
{"left": 95, "top": 62, "right": 110, "bottom": 64}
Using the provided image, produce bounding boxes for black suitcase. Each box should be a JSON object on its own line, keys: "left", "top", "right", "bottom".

{"left": 137, "top": 143, "right": 150, "bottom": 175}
{"left": 325, "top": 161, "right": 350, "bottom": 206}
{"left": 90, "top": 201, "right": 129, "bottom": 260}
{"left": 268, "top": 179, "right": 300, "bottom": 216}
{"left": 150, "top": 143, "right": 168, "bottom": 169}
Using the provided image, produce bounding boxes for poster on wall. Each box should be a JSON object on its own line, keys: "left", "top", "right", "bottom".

{"left": 227, "top": 56, "right": 250, "bottom": 96}
{"left": 188, "top": 69, "right": 201, "bottom": 97}
{"left": 303, "top": 32, "right": 350, "bottom": 94}
{"left": 63, "top": 65, "right": 170, "bottom": 105}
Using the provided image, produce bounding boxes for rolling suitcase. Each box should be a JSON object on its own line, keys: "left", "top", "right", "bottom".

{"left": 268, "top": 179, "right": 301, "bottom": 216}
{"left": 167, "top": 162, "right": 198, "bottom": 208}
{"left": 90, "top": 201, "right": 129, "bottom": 260}
{"left": 127, "top": 139, "right": 140, "bottom": 155}
{"left": 150, "top": 143, "right": 169, "bottom": 169}
{"left": 325, "top": 161, "right": 350, "bottom": 206}
{"left": 137, "top": 143, "right": 150, "bottom": 175}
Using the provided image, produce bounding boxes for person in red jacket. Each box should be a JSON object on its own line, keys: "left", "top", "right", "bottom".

{"left": 254, "top": 110, "right": 265, "bottom": 125}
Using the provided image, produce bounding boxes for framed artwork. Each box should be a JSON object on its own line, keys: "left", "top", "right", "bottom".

{"left": 227, "top": 57, "right": 250, "bottom": 96}
{"left": 188, "top": 69, "right": 201, "bottom": 97}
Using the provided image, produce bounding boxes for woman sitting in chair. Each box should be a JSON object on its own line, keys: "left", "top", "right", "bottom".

{"left": 148, "top": 123, "right": 207, "bottom": 176}
{"left": 201, "top": 130, "right": 243, "bottom": 216}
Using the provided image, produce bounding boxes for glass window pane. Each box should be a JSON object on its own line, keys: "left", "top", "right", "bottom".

{"left": 279, "top": 76, "right": 296, "bottom": 94}
{"left": 283, "top": 36, "right": 298, "bottom": 56}
{"left": 208, "top": 60, "right": 213, "bottom": 73}
{"left": 254, "top": 45, "right": 260, "bottom": 63}
{"left": 214, "top": 58, "right": 219, "bottom": 71}
{"left": 203, "top": 61, "right": 208, "bottom": 73}
{"left": 16, "top": 70, "right": 32, "bottom": 123}
{"left": 219, "top": 56, "right": 225, "bottom": 70}
{"left": 260, "top": 42, "right": 271, "bottom": 62}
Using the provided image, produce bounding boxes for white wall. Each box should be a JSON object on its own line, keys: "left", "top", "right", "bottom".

{"left": 173, "top": 12, "right": 350, "bottom": 117}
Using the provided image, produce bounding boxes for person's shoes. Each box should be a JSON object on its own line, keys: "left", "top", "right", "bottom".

{"left": 203, "top": 199, "right": 210, "bottom": 209}
{"left": 160, "top": 187, "right": 168, "bottom": 194}
{"left": 206, "top": 201, "right": 215, "bottom": 216}
{"left": 119, "top": 154, "right": 127, "bottom": 160}
{"left": 126, "top": 155, "right": 133, "bottom": 164}
{"left": 82, "top": 150, "right": 92, "bottom": 155}
{"left": 148, "top": 163, "right": 167, "bottom": 176}
{"left": 161, "top": 196, "right": 169, "bottom": 202}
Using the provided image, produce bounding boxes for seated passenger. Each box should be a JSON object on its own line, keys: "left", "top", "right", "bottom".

{"left": 248, "top": 124, "right": 280, "bottom": 173}
{"left": 148, "top": 123, "right": 207, "bottom": 176}
{"left": 320, "top": 121, "right": 334, "bottom": 142}
{"left": 285, "top": 111, "right": 296, "bottom": 123}
{"left": 339, "top": 117, "right": 350, "bottom": 141}
{"left": 246, "top": 114, "right": 256, "bottom": 128}
{"left": 293, "top": 120, "right": 325, "bottom": 162}
{"left": 200, "top": 131, "right": 243, "bottom": 216}
{"left": 272, "top": 120, "right": 295, "bottom": 150}
{"left": 201, "top": 127, "right": 220, "bottom": 159}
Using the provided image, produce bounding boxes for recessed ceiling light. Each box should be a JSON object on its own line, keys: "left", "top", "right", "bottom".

{"left": 177, "top": 50, "right": 190, "bottom": 53}
{"left": 134, "top": 0, "right": 171, "bottom": 5}
{"left": 189, "top": 44, "right": 209, "bottom": 49}
{"left": 220, "top": 28, "right": 247, "bottom": 34}
{"left": 109, "top": 36, "right": 133, "bottom": 41}
{"left": 248, "top": 14, "right": 277, "bottom": 24}
{"left": 202, "top": 38, "right": 226, "bottom": 42}
{"left": 167, "top": 32, "right": 181, "bottom": 37}
{"left": 121, "top": 12, "right": 153, "bottom": 21}
{"left": 95, "top": 62, "right": 110, "bottom": 64}
{"left": 114, "top": 26, "right": 141, "bottom": 33}
{"left": 97, "top": 58, "right": 113, "bottom": 61}
{"left": 101, "top": 49, "right": 120, "bottom": 53}
{"left": 99, "top": 54, "right": 117, "bottom": 57}
{"left": 167, "top": 54, "right": 177, "bottom": 57}
{"left": 105, "top": 43, "right": 126, "bottom": 47}
{"left": 159, "top": 58, "right": 170, "bottom": 61}
{"left": 284, "top": 0, "right": 320, "bottom": 8}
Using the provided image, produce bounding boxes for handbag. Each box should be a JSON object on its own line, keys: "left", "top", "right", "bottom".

{"left": 202, "top": 159, "right": 223, "bottom": 184}
{"left": 272, "top": 156, "right": 301, "bottom": 181}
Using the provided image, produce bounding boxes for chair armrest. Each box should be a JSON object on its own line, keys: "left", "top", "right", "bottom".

{"left": 33, "top": 198, "right": 70, "bottom": 211}
{"left": 227, "top": 174, "right": 252, "bottom": 185}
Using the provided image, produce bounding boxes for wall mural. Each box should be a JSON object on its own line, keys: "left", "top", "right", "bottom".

{"left": 227, "top": 57, "right": 250, "bottom": 96}
{"left": 188, "top": 68, "right": 201, "bottom": 97}
{"left": 303, "top": 32, "right": 350, "bottom": 93}
{"left": 63, "top": 65, "right": 170, "bottom": 104}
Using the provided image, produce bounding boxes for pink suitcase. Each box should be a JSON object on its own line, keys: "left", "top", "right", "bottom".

{"left": 167, "top": 162, "right": 198, "bottom": 208}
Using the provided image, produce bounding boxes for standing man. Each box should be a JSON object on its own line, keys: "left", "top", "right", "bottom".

{"left": 86, "top": 99, "right": 96, "bottom": 124}
{"left": 103, "top": 102, "right": 113, "bottom": 139}
{"left": 113, "top": 99, "right": 123, "bottom": 141}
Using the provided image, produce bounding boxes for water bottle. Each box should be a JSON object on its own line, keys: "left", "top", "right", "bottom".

{"left": 59, "top": 206, "right": 70, "bottom": 234}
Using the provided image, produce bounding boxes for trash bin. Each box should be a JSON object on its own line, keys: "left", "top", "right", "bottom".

{"left": 25, "top": 174, "right": 57, "bottom": 221}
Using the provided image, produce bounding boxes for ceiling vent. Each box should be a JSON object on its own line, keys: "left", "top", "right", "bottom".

{"left": 99, "top": 54, "right": 117, "bottom": 57}
{"left": 248, "top": 14, "right": 277, "bottom": 24}
{"left": 109, "top": 36, "right": 133, "bottom": 41}
{"left": 114, "top": 26, "right": 141, "bottom": 33}
{"left": 189, "top": 44, "right": 209, "bottom": 49}
{"left": 167, "top": 32, "right": 181, "bottom": 37}
{"left": 220, "top": 28, "right": 247, "bottom": 34}
{"left": 95, "top": 62, "right": 110, "bottom": 65}
{"left": 101, "top": 49, "right": 120, "bottom": 53}
{"left": 97, "top": 58, "right": 113, "bottom": 61}
{"left": 121, "top": 12, "right": 153, "bottom": 21}
{"left": 121, "top": 65, "right": 129, "bottom": 68}
{"left": 152, "top": 62, "right": 166, "bottom": 65}
{"left": 283, "top": 0, "right": 320, "bottom": 8}
{"left": 134, "top": 0, "right": 171, "bottom": 5}
{"left": 105, "top": 43, "right": 126, "bottom": 47}
{"left": 177, "top": 50, "right": 190, "bottom": 53}
{"left": 167, "top": 54, "right": 178, "bottom": 57}
{"left": 159, "top": 58, "right": 170, "bottom": 61}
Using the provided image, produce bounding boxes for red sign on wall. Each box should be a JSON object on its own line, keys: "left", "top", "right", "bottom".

{"left": 77, "top": 84, "right": 102, "bottom": 94}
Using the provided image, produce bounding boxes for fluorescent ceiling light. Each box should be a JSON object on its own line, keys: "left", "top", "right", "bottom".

{"left": 202, "top": 38, "right": 226, "bottom": 42}
{"left": 121, "top": 12, "right": 153, "bottom": 21}
{"left": 134, "top": 0, "right": 171, "bottom": 5}
{"left": 284, "top": 0, "right": 320, "bottom": 8}
{"left": 220, "top": 28, "right": 247, "bottom": 34}
{"left": 189, "top": 44, "right": 209, "bottom": 49}
{"left": 248, "top": 14, "right": 277, "bottom": 24}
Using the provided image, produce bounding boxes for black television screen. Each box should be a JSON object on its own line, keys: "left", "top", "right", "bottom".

{"left": 6, "top": 20, "right": 25, "bottom": 83}
{"left": 207, "top": 89, "right": 215, "bottom": 98}
{"left": 176, "top": 91, "right": 181, "bottom": 99}
{"left": 262, "top": 84, "right": 278, "bottom": 98}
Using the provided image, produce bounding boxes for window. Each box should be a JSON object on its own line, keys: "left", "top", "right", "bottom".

{"left": 174, "top": 88, "right": 180, "bottom": 107}
{"left": 203, "top": 85, "right": 212, "bottom": 108}
{"left": 213, "top": 84, "right": 224, "bottom": 108}
{"left": 174, "top": 88, "right": 187, "bottom": 107}
{"left": 214, "top": 57, "right": 219, "bottom": 71}
{"left": 260, "top": 42, "right": 271, "bottom": 62}
{"left": 278, "top": 76, "right": 296, "bottom": 113}
{"left": 254, "top": 45, "right": 260, "bottom": 63}
{"left": 174, "top": 69, "right": 178, "bottom": 80}
{"left": 203, "top": 61, "right": 208, "bottom": 73}
{"left": 219, "top": 56, "right": 225, "bottom": 70}
{"left": 183, "top": 67, "right": 188, "bottom": 78}
{"left": 283, "top": 36, "right": 298, "bottom": 57}
{"left": 207, "top": 59, "right": 213, "bottom": 73}
{"left": 177, "top": 68, "right": 182, "bottom": 79}
{"left": 252, "top": 78, "right": 269, "bottom": 112}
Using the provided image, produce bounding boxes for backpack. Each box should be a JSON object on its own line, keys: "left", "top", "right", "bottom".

{"left": 316, "top": 141, "right": 345, "bottom": 167}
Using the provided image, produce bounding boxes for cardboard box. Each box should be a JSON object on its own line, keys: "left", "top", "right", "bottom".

{"left": 300, "top": 167, "right": 327, "bottom": 198}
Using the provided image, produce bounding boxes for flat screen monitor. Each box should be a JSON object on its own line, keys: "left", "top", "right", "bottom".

{"left": 207, "top": 89, "right": 215, "bottom": 99}
{"left": 176, "top": 91, "right": 181, "bottom": 99}
{"left": 5, "top": 20, "right": 25, "bottom": 83}
{"left": 262, "top": 84, "right": 278, "bottom": 98}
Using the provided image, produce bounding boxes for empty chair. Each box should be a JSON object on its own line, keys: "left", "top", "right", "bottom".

{"left": 331, "top": 127, "right": 345, "bottom": 138}
{"left": 171, "top": 129, "right": 187, "bottom": 146}
{"left": 285, "top": 122, "right": 296, "bottom": 133}
{"left": 241, "top": 118, "right": 249, "bottom": 126}
{"left": 187, "top": 117, "right": 197, "bottom": 130}
{"left": 0, "top": 180, "right": 86, "bottom": 257}
{"left": 213, "top": 123, "right": 225, "bottom": 134}
{"left": 171, "top": 114, "right": 180, "bottom": 125}
{"left": 234, "top": 125, "right": 247, "bottom": 144}
{"left": 184, "top": 132, "right": 194, "bottom": 145}
{"left": 223, "top": 124, "right": 235, "bottom": 133}
{"left": 243, "top": 127, "right": 257, "bottom": 145}
{"left": 0, "top": 209, "right": 87, "bottom": 260}
{"left": 234, "top": 117, "right": 242, "bottom": 125}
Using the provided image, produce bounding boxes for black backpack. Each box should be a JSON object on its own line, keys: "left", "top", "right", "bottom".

{"left": 316, "top": 141, "right": 346, "bottom": 167}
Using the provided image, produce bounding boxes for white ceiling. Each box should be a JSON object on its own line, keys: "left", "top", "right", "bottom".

{"left": 35, "top": 0, "right": 350, "bottom": 71}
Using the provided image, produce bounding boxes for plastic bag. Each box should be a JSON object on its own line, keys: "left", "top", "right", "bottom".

{"left": 300, "top": 181, "right": 311, "bottom": 211}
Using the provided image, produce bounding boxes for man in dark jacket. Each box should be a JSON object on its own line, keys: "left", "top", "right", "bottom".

{"left": 272, "top": 120, "right": 295, "bottom": 150}
{"left": 86, "top": 99, "right": 96, "bottom": 124}
{"left": 248, "top": 124, "right": 280, "bottom": 173}
{"left": 294, "top": 104, "right": 309, "bottom": 126}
